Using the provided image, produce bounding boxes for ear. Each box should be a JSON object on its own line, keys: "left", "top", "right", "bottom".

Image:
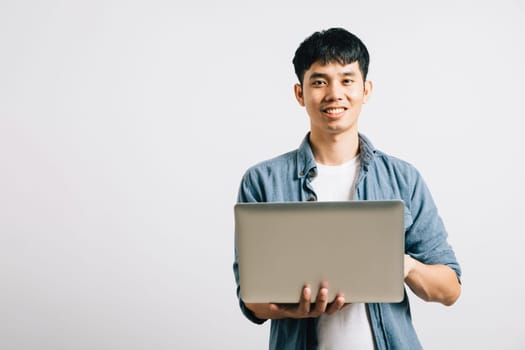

{"left": 294, "top": 83, "right": 305, "bottom": 106}
{"left": 363, "top": 80, "right": 373, "bottom": 104}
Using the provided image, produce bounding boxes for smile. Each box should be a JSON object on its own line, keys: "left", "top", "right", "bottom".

{"left": 323, "top": 107, "right": 346, "bottom": 114}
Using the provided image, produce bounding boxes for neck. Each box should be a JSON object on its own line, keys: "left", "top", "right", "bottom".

{"left": 309, "top": 130, "right": 360, "bottom": 165}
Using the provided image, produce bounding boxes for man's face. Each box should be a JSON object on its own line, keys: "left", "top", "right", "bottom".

{"left": 294, "top": 61, "right": 372, "bottom": 138}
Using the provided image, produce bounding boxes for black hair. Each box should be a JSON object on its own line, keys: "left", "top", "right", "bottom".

{"left": 292, "top": 27, "right": 370, "bottom": 84}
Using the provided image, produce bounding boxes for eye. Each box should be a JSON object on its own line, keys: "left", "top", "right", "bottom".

{"left": 343, "top": 79, "right": 354, "bottom": 85}
{"left": 312, "top": 80, "right": 327, "bottom": 87}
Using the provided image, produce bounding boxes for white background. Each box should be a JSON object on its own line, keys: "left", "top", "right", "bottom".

{"left": 1, "top": 0, "right": 524, "bottom": 349}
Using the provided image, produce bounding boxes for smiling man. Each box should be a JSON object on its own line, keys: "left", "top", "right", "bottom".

{"left": 233, "top": 28, "right": 461, "bottom": 350}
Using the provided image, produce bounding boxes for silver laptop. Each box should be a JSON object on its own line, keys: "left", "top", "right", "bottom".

{"left": 235, "top": 200, "right": 405, "bottom": 303}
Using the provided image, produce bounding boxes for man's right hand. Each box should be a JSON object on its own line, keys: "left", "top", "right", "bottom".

{"left": 244, "top": 282, "right": 347, "bottom": 320}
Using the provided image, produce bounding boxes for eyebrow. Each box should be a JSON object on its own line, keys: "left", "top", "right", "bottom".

{"left": 308, "top": 71, "right": 357, "bottom": 80}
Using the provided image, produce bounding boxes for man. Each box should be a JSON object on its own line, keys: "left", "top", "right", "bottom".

{"left": 233, "top": 28, "right": 461, "bottom": 349}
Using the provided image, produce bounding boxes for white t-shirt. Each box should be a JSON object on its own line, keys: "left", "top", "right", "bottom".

{"left": 310, "top": 157, "right": 376, "bottom": 350}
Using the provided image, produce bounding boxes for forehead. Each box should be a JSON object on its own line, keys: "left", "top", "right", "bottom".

{"left": 304, "top": 61, "right": 363, "bottom": 79}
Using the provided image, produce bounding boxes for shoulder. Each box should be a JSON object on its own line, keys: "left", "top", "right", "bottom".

{"left": 237, "top": 149, "right": 299, "bottom": 203}
{"left": 242, "top": 149, "right": 298, "bottom": 180}
{"left": 359, "top": 133, "right": 419, "bottom": 180}
{"left": 372, "top": 149, "right": 419, "bottom": 176}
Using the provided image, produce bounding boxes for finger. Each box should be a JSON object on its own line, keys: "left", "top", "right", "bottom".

{"left": 326, "top": 294, "right": 346, "bottom": 315}
{"left": 297, "top": 284, "right": 312, "bottom": 315}
{"left": 312, "top": 286, "right": 329, "bottom": 315}
{"left": 269, "top": 303, "right": 281, "bottom": 312}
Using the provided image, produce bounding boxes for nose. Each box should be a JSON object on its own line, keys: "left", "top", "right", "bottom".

{"left": 324, "top": 82, "right": 344, "bottom": 102}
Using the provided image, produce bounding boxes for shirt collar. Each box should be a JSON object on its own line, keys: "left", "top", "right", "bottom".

{"left": 296, "top": 132, "right": 376, "bottom": 179}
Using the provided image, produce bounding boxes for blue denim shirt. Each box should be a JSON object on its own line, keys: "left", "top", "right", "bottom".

{"left": 233, "top": 133, "right": 461, "bottom": 350}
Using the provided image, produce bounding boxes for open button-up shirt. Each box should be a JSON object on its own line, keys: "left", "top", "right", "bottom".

{"left": 233, "top": 133, "right": 461, "bottom": 350}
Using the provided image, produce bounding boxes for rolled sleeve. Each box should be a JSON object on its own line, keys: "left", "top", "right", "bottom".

{"left": 404, "top": 170, "right": 462, "bottom": 281}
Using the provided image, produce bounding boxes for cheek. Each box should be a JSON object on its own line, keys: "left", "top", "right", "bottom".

{"left": 304, "top": 93, "right": 322, "bottom": 108}
{"left": 348, "top": 90, "right": 366, "bottom": 103}
{"left": 305, "top": 100, "right": 320, "bottom": 113}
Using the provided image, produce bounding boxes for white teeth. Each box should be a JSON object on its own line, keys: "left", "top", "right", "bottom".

{"left": 325, "top": 108, "right": 344, "bottom": 113}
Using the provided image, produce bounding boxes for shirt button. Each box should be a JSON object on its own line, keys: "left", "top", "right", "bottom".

{"left": 309, "top": 170, "right": 316, "bottom": 178}
{"left": 307, "top": 196, "right": 316, "bottom": 201}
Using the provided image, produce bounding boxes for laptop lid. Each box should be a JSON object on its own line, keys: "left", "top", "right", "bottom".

{"left": 234, "top": 200, "right": 405, "bottom": 303}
